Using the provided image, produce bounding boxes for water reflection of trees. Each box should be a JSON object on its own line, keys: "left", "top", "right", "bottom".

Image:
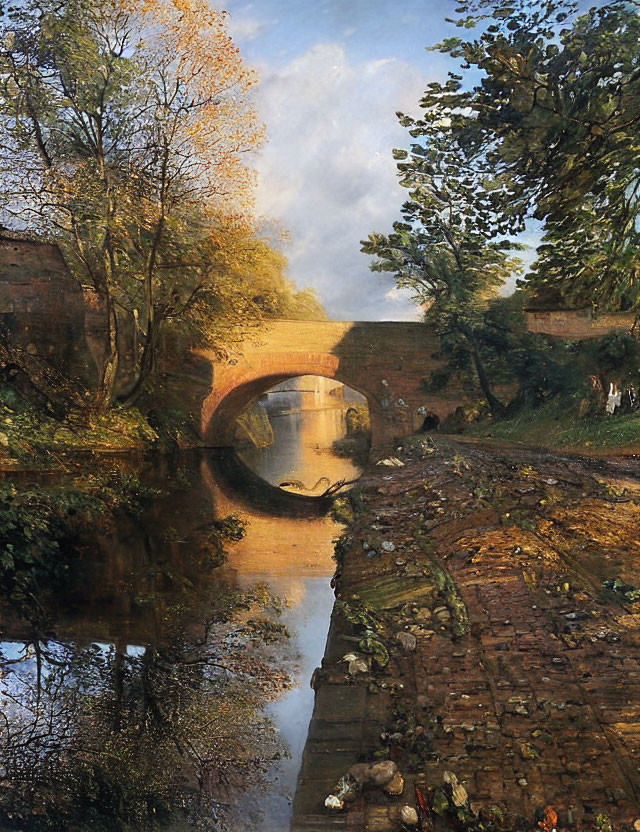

{"left": 0, "top": 585, "right": 292, "bottom": 831}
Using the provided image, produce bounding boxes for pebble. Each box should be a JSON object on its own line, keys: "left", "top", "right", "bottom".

{"left": 348, "top": 659, "right": 369, "bottom": 675}
{"left": 396, "top": 631, "right": 417, "bottom": 653}
{"left": 383, "top": 771, "right": 405, "bottom": 796}
{"left": 349, "top": 762, "right": 372, "bottom": 785}
{"left": 452, "top": 782, "right": 468, "bottom": 806}
{"left": 381, "top": 540, "right": 396, "bottom": 552}
{"left": 370, "top": 760, "right": 398, "bottom": 787}
{"left": 400, "top": 805, "right": 419, "bottom": 826}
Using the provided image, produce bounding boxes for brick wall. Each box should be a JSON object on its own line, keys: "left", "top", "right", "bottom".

{"left": 199, "top": 320, "right": 469, "bottom": 447}
{"left": 526, "top": 309, "right": 636, "bottom": 339}
{"left": 0, "top": 233, "right": 92, "bottom": 379}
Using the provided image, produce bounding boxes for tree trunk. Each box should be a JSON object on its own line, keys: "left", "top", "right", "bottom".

{"left": 118, "top": 317, "right": 159, "bottom": 408}
{"left": 94, "top": 292, "right": 119, "bottom": 411}
{"left": 470, "top": 343, "right": 507, "bottom": 417}
{"left": 119, "top": 207, "right": 164, "bottom": 409}
{"left": 457, "top": 321, "right": 507, "bottom": 418}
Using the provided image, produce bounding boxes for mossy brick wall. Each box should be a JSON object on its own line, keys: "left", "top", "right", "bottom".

{"left": 526, "top": 309, "right": 636, "bottom": 339}
{"left": 0, "top": 235, "right": 91, "bottom": 378}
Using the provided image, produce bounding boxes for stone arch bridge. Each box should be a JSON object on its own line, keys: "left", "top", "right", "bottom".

{"left": 197, "top": 320, "right": 463, "bottom": 449}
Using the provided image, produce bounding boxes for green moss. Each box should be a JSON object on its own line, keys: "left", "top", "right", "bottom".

{"left": 418, "top": 542, "right": 469, "bottom": 636}
{"left": 331, "top": 497, "right": 355, "bottom": 525}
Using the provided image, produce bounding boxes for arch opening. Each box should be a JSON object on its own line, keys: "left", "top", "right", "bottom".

{"left": 230, "top": 375, "right": 371, "bottom": 496}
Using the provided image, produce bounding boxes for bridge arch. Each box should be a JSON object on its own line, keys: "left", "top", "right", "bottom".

{"left": 202, "top": 354, "right": 381, "bottom": 446}
{"left": 196, "top": 320, "right": 465, "bottom": 449}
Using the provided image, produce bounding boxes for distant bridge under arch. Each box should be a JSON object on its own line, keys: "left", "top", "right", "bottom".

{"left": 196, "top": 320, "right": 464, "bottom": 449}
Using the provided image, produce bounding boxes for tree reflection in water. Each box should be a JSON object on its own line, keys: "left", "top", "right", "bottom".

{"left": 1, "top": 584, "right": 292, "bottom": 831}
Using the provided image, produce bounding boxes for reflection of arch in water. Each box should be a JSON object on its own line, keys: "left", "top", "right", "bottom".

{"left": 203, "top": 449, "right": 332, "bottom": 519}
{"left": 201, "top": 451, "right": 337, "bottom": 577}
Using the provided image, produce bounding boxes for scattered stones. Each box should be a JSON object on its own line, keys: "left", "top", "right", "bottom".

{"left": 396, "top": 631, "right": 417, "bottom": 653}
{"left": 319, "top": 438, "right": 640, "bottom": 831}
{"left": 382, "top": 540, "right": 396, "bottom": 553}
{"left": 409, "top": 626, "right": 435, "bottom": 638}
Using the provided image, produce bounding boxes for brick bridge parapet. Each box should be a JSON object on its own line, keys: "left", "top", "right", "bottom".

{"left": 198, "top": 320, "right": 463, "bottom": 449}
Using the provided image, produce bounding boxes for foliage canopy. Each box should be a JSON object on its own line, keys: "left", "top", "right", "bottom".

{"left": 0, "top": 0, "right": 323, "bottom": 410}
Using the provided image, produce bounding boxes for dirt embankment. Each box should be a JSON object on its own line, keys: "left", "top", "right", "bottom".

{"left": 294, "top": 436, "right": 640, "bottom": 832}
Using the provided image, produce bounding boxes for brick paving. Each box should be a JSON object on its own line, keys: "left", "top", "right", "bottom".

{"left": 293, "top": 438, "right": 640, "bottom": 831}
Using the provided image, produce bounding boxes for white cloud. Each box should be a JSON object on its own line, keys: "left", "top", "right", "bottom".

{"left": 251, "top": 42, "right": 430, "bottom": 321}
{"left": 385, "top": 287, "right": 424, "bottom": 319}
{"left": 226, "top": 15, "right": 268, "bottom": 41}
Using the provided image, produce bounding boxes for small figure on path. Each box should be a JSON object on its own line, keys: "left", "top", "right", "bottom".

{"left": 605, "top": 382, "right": 622, "bottom": 416}
{"left": 622, "top": 381, "right": 638, "bottom": 413}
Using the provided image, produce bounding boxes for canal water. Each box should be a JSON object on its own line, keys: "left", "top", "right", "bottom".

{"left": 0, "top": 402, "right": 366, "bottom": 831}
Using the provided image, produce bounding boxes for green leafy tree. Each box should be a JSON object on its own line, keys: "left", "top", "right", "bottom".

{"left": 362, "top": 96, "right": 522, "bottom": 415}
{"left": 0, "top": 0, "right": 264, "bottom": 409}
{"left": 434, "top": 0, "right": 640, "bottom": 317}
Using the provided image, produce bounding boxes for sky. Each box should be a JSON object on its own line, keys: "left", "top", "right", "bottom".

{"left": 218, "top": 0, "right": 468, "bottom": 321}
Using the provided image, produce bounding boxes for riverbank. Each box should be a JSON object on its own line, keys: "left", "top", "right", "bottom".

{"left": 295, "top": 436, "right": 640, "bottom": 831}
{"left": 465, "top": 397, "right": 640, "bottom": 455}
{"left": 0, "top": 396, "right": 203, "bottom": 471}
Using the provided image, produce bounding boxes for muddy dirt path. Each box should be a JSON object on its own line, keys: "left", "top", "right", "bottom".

{"left": 294, "top": 436, "right": 640, "bottom": 832}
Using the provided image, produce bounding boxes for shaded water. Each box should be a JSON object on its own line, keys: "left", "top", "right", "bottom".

{"left": 0, "top": 406, "right": 363, "bottom": 831}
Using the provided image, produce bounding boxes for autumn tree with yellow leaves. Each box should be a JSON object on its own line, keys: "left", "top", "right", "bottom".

{"left": 0, "top": 0, "right": 317, "bottom": 409}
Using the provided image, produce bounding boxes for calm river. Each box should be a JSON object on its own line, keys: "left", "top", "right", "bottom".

{"left": 0, "top": 406, "right": 365, "bottom": 832}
